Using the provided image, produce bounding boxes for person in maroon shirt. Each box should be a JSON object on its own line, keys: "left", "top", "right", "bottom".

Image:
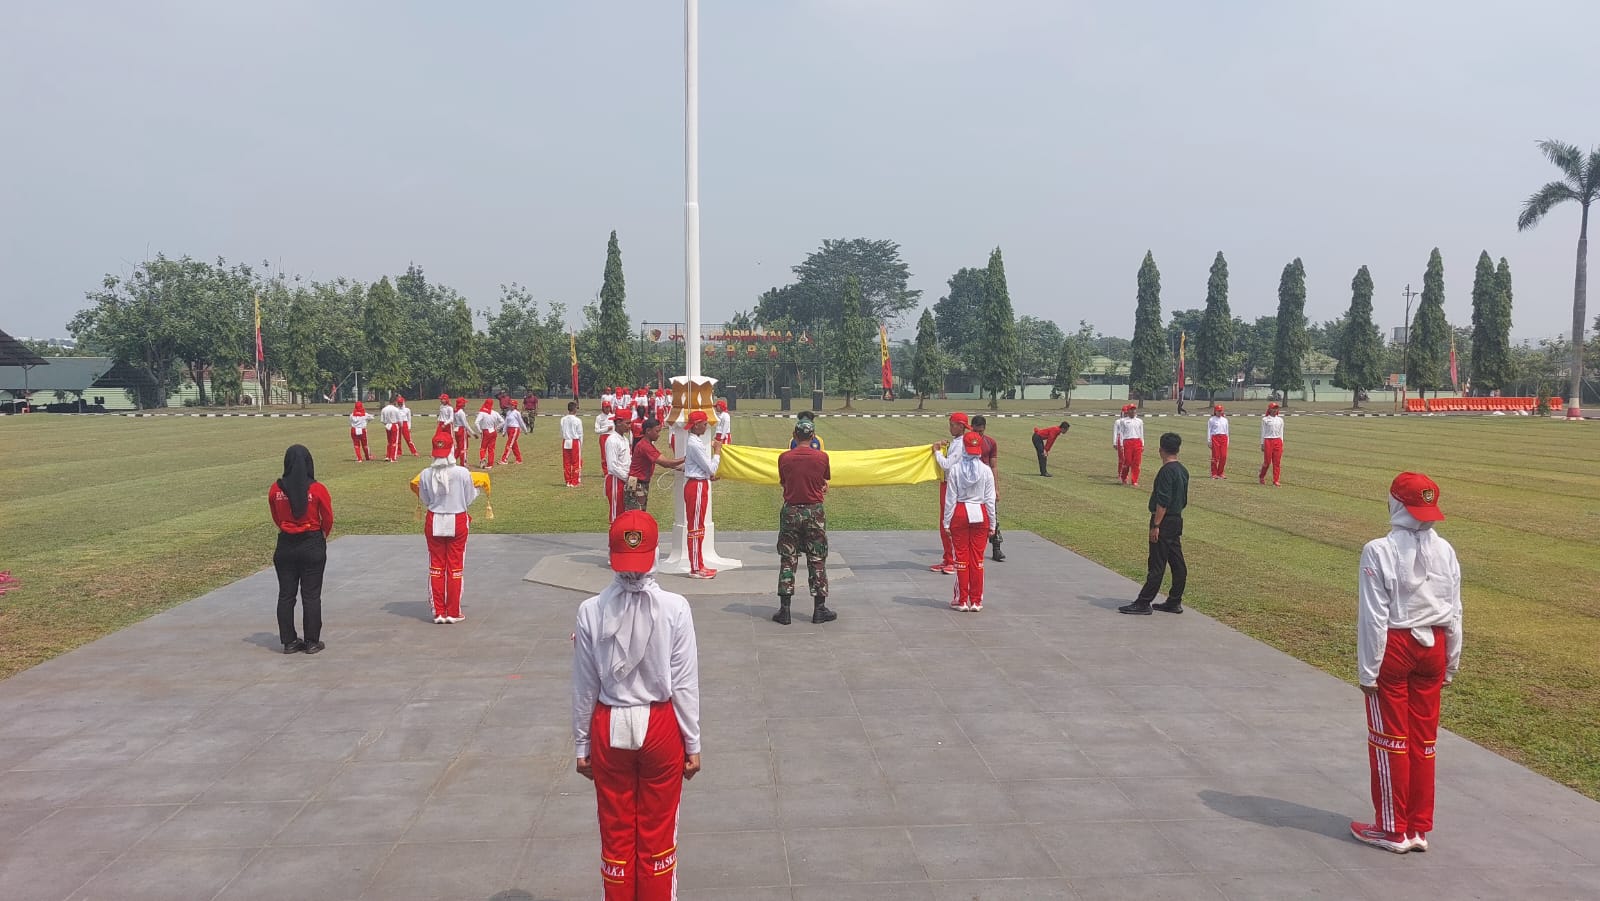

{"left": 1032, "top": 421, "right": 1070, "bottom": 477}
{"left": 624, "top": 418, "right": 684, "bottom": 513}
{"left": 971, "top": 415, "right": 1004, "bottom": 562}
{"left": 773, "top": 419, "right": 835, "bottom": 625}
{"left": 268, "top": 444, "right": 334, "bottom": 655}
{"left": 522, "top": 391, "right": 540, "bottom": 431}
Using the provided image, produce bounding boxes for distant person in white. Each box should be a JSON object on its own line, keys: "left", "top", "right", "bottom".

{"left": 1206, "top": 403, "right": 1230, "bottom": 479}
{"left": 379, "top": 398, "right": 402, "bottom": 462}
{"left": 602, "top": 416, "right": 633, "bottom": 523}
{"left": 560, "top": 400, "right": 584, "bottom": 487}
{"left": 1349, "top": 471, "right": 1462, "bottom": 855}
{"left": 572, "top": 511, "right": 701, "bottom": 898}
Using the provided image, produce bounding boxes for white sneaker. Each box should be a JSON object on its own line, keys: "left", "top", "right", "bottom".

{"left": 445, "top": 616, "right": 464, "bottom": 624}
{"left": 1406, "top": 833, "right": 1428, "bottom": 852}
{"left": 433, "top": 615, "right": 446, "bottom": 624}
{"left": 970, "top": 601, "right": 983, "bottom": 612}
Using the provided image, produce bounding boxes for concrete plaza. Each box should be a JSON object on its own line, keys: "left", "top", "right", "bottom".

{"left": 0, "top": 531, "right": 1596, "bottom": 900}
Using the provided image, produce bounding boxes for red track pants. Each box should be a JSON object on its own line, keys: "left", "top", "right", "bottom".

{"left": 453, "top": 427, "right": 469, "bottom": 465}
{"left": 598, "top": 433, "right": 611, "bottom": 471}
{"left": 1260, "top": 437, "right": 1283, "bottom": 485}
{"left": 1365, "top": 627, "right": 1446, "bottom": 835}
{"left": 605, "top": 474, "right": 626, "bottom": 522}
{"left": 424, "top": 512, "right": 469, "bottom": 619}
{"left": 479, "top": 432, "right": 498, "bottom": 468}
{"left": 684, "top": 478, "right": 710, "bottom": 572}
{"left": 563, "top": 442, "right": 583, "bottom": 486}
{"left": 501, "top": 428, "right": 522, "bottom": 463}
{"left": 937, "top": 481, "right": 955, "bottom": 567}
{"left": 1210, "top": 435, "right": 1229, "bottom": 478}
{"left": 950, "top": 503, "right": 990, "bottom": 607}
{"left": 388, "top": 426, "right": 403, "bottom": 462}
{"left": 590, "top": 702, "right": 685, "bottom": 901}
{"left": 399, "top": 422, "right": 418, "bottom": 456}
{"left": 1121, "top": 438, "right": 1144, "bottom": 485}
{"left": 350, "top": 429, "right": 372, "bottom": 461}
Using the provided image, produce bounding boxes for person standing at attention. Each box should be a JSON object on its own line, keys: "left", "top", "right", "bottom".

{"left": 940, "top": 430, "right": 997, "bottom": 612}
{"left": 1349, "top": 472, "right": 1462, "bottom": 855}
{"left": 1207, "top": 404, "right": 1230, "bottom": 479}
{"left": 681, "top": 410, "right": 724, "bottom": 579}
{"left": 349, "top": 401, "right": 375, "bottom": 462}
{"left": 970, "top": 414, "right": 1004, "bottom": 563}
{"left": 1032, "top": 420, "right": 1069, "bottom": 477}
{"left": 451, "top": 397, "right": 473, "bottom": 466}
{"left": 603, "top": 413, "right": 633, "bottom": 523}
{"left": 269, "top": 444, "right": 333, "bottom": 654}
{"left": 572, "top": 511, "right": 701, "bottom": 901}
{"left": 1118, "top": 404, "right": 1146, "bottom": 486}
{"left": 774, "top": 419, "right": 834, "bottom": 625}
{"left": 1113, "top": 404, "right": 1127, "bottom": 481}
{"left": 379, "top": 396, "right": 402, "bottom": 463}
{"left": 596, "top": 401, "right": 616, "bottom": 475}
{"left": 560, "top": 400, "right": 585, "bottom": 487}
{"left": 523, "top": 390, "right": 540, "bottom": 431}
{"left": 1260, "top": 401, "right": 1285, "bottom": 486}
{"left": 1120, "top": 432, "right": 1188, "bottom": 615}
{"left": 436, "top": 393, "right": 454, "bottom": 435}
{"left": 501, "top": 400, "right": 526, "bottom": 465}
{"left": 929, "top": 411, "right": 970, "bottom": 574}
{"left": 713, "top": 399, "right": 732, "bottom": 445}
{"left": 396, "top": 395, "right": 418, "bottom": 457}
{"left": 625, "top": 418, "right": 685, "bottom": 512}
{"left": 417, "top": 430, "right": 486, "bottom": 624}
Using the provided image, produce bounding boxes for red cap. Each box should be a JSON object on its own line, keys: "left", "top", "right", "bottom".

{"left": 439, "top": 393, "right": 450, "bottom": 403}
{"left": 1214, "top": 404, "right": 1224, "bottom": 414}
{"left": 601, "top": 401, "right": 613, "bottom": 411}
{"left": 454, "top": 397, "right": 466, "bottom": 409}
{"left": 396, "top": 395, "right": 405, "bottom": 403}
{"left": 353, "top": 401, "right": 366, "bottom": 415}
{"left": 688, "top": 410, "right": 709, "bottom": 426}
{"left": 962, "top": 430, "right": 983, "bottom": 453}
{"left": 715, "top": 399, "right": 727, "bottom": 410}
{"left": 431, "top": 432, "right": 453, "bottom": 458}
{"left": 479, "top": 399, "right": 494, "bottom": 414}
{"left": 1390, "top": 472, "right": 1444, "bottom": 522}
{"left": 949, "top": 411, "right": 970, "bottom": 427}
{"left": 1267, "top": 402, "right": 1280, "bottom": 411}
{"left": 1122, "top": 404, "right": 1135, "bottom": 413}
{"left": 609, "top": 510, "right": 659, "bottom": 572}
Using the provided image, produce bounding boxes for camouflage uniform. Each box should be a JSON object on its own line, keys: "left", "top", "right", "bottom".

{"left": 624, "top": 479, "right": 651, "bottom": 512}
{"left": 776, "top": 502, "right": 828, "bottom": 600}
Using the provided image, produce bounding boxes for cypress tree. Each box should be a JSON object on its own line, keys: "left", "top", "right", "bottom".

{"left": 595, "top": 231, "right": 633, "bottom": 387}
{"left": 1195, "top": 251, "right": 1234, "bottom": 401}
{"left": 363, "top": 276, "right": 407, "bottom": 393}
{"left": 1269, "top": 258, "right": 1309, "bottom": 407}
{"left": 829, "top": 275, "right": 873, "bottom": 407}
{"left": 1469, "top": 251, "right": 1497, "bottom": 394}
{"left": 1333, "top": 265, "right": 1383, "bottom": 409}
{"left": 977, "top": 247, "right": 1019, "bottom": 410}
{"left": 1408, "top": 248, "right": 1449, "bottom": 399}
{"left": 1489, "top": 258, "right": 1515, "bottom": 391}
{"left": 1128, "top": 251, "right": 1169, "bottom": 406}
{"left": 909, "top": 308, "right": 945, "bottom": 410}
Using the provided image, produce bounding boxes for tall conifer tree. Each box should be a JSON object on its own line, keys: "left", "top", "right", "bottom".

{"left": 363, "top": 276, "right": 407, "bottom": 393}
{"left": 976, "top": 247, "right": 1019, "bottom": 409}
{"left": 909, "top": 308, "right": 945, "bottom": 409}
{"left": 829, "top": 275, "right": 872, "bottom": 407}
{"left": 1269, "top": 258, "right": 1309, "bottom": 407}
{"left": 1195, "top": 251, "right": 1234, "bottom": 401}
{"left": 1333, "top": 265, "right": 1383, "bottom": 408}
{"left": 1469, "top": 251, "right": 1498, "bottom": 394}
{"left": 1408, "top": 248, "right": 1450, "bottom": 399}
{"left": 595, "top": 231, "right": 633, "bottom": 387}
{"left": 1128, "top": 251, "right": 1168, "bottom": 405}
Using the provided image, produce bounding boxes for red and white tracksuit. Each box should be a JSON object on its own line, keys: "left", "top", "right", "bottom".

{"left": 596, "top": 412, "right": 615, "bottom": 478}
{"left": 350, "top": 414, "right": 374, "bottom": 461}
{"left": 397, "top": 408, "right": 418, "bottom": 456}
{"left": 560, "top": 414, "right": 584, "bottom": 486}
{"left": 501, "top": 410, "right": 525, "bottom": 464}
{"left": 453, "top": 408, "right": 470, "bottom": 466}
{"left": 1117, "top": 416, "right": 1145, "bottom": 485}
{"left": 476, "top": 410, "right": 503, "bottom": 468}
{"left": 714, "top": 410, "right": 731, "bottom": 445}
{"left": 381, "top": 404, "right": 401, "bottom": 462}
{"left": 1207, "top": 415, "right": 1229, "bottom": 478}
{"left": 943, "top": 454, "right": 997, "bottom": 608}
{"left": 682, "top": 434, "right": 721, "bottom": 573}
{"left": 1357, "top": 509, "right": 1461, "bottom": 839}
{"left": 603, "top": 434, "right": 631, "bottom": 522}
{"left": 590, "top": 702, "right": 685, "bottom": 901}
{"left": 1260, "top": 415, "right": 1284, "bottom": 485}
{"left": 934, "top": 442, "right": 963, "bottom": 568}
{"left": 424, "top": 512, "right": 469, "bottom": 620}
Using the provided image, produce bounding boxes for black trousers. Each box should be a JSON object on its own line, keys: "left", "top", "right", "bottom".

{"left": 1134, "top": 516, "right": 1186, "bottom": 604}
{"left": 274, "top": 531, "right": 327, "bottom": 644}
{"left": 1032, "top": 432, "right": 1049, "bottom": 474}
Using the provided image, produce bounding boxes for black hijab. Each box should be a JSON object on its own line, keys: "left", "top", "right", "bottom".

{"left": 277, "top": 445, "right": 316, "bottom": 518}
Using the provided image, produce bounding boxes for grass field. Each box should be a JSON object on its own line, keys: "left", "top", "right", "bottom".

{"left": 3, "top": 400, "right": 1598, "bottom": 798}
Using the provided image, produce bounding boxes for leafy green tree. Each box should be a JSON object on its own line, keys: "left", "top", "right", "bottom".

{"left": 932, "top": 266, "right": 986, "bottom": 372}
{"left": 1194, "top": 252, "right": 1234, "bottom": 401}
{"left": 909, "top": 308, "right": 945, "bottom": 409}
{"left": 1054, "top": 320, "right": 1095, "bottom": 409}
{"left": 314, "top": 280, "right": 367, "bottom": 398}
{"left": 483, "top": 283, "right": 551, "bottom": 392}
{"left": 828, "top": 275, "right": 873, "bottom": 407}
{"left": 1517, "top": 139, "right": 1598, "bottom": 414}
{"left": 1234, "top": 316, "right": 1275, "bottom": 389}
{"left": 442, "top": 297, "right": 479, "bottom": 391}
{"left": 977, "top": 248, "right": 1019, "bottom": 410}
{"left": 363, "top": 277, "right": 408, "bottom": 393}
{"left": 1269, "top": 258, "right": 1309, "bottom": 407}
{"left": 1128, "top": 251, "right": 1168, "bottom": 406}
{"left": 755, "top": 238, "right": 921, "bottom": 331}
{"left": 1407, "top": 249, "right": 1450, "bottom": 399}
{"left": 1333, "top": 265, "right": 1383, "bottom": 409}
{"left": 395, "top": 264, "right": 446, "bottom": 395}
{"left": 283, "top": 286, "right": 322, "bottom": 406}
{"left": 594, "top": 231, "right": 634, "bottom": 389}
{"left": 1016, "top": 315, "right": 1064, "bottom": 399}
{"left": 68, "top": 255, "right": 200, "bottom": 407}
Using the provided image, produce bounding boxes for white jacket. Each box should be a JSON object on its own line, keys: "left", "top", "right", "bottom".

{"left": 379, "top": 403, "right": 400, "bottom": 428}
{"left": 504, "top": 409, "right": 526, "bottom": 432}
{"left": 1207, "top": 415, "right": 1229, "bottom": 438}
{"left": 1357, "top": 499, "right": 1463, "bottom": 686}
{"left": 349, "top": 413, "right": 373, "bottom": 433}
{"left": 475, "top": 410, "right": 504, "bottom": 435}
{"left": 595, "top": 412, "right": 614, "bottom": 437}
{"left": 1119, "top": 416, "right": 1144, "bottom": 442}
{"left": 604, "top": 428, "right": 633, "bottom": 480}
{"left": 1261, "top": 415, "right": 1285, "bottom": 440}
{"left": 942, "top": 451, "right": 997, "bottom": 531}
{"left": 437, "top": 403, "right": 454, "bottom": 426}
{"left": 560, "top": 414, "right": 584, "bottom": 442}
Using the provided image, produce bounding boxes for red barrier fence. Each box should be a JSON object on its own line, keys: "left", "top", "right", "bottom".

{"left": 1404, "top": 397, "right": 1562, "bottom": 413}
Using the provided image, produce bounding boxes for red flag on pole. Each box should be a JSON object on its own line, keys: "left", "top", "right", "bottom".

{"left": 254, "top": 294, "right": 264, "bottom": 366}
{"left": 1449, "top": 333, "right": 1458, "bottom": 391}
{"left": 879, "top": 324, "right": 893, "bottom": 392}
{"left": 569, "top": 332, "right": 579, "bottom": 400}
{"left": 1176, "top": 332, "right": 1186, "bottom": 398}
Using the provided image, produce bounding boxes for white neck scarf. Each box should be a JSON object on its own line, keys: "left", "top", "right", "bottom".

{"left": 427, "top": 456, "right": 454, "bottom": 495}
{"left": 1386, "top": 496, "right": 1439, "bottom": 599}
{"left": 598, "top": 570, "right": 660, "bottom": 681}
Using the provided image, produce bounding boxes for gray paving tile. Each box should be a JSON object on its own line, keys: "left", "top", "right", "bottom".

{"left": 1211, "top": 869, "right": 1367, "bottom": 901}
{"left": 321, "top": 759, "right": 448, "bottom": 801}
{"left": 674, "top": 828, "right": 790, "bottom": 891}
{"left": 69, "top": 847, "right": 256, "bottom": 901}
{"left": 794, "top": 884, "right": 935, "bottom": 901}
{"left": 0, "top": 850, "right": 114, "bottom": 901}
{"left": 909, "top": 824, "right": 1061, "bottom": 880}
{"left": 1156, "top": 817, "right": 1333, "bottom": 875}
{"left": 679, "top": 786, "right": 781, "bottom": 833}
{"left": 197, "top": 760, "right": 344, "bottom": 803}
{"left": 1002, "top": 778, "right": 1138, "bottom": 823}
{"left": 1032, "top": 821, "right": 1193, "bottom": 878}
{"left": 979, "top": 742, "right": 1098, "bottom": 781}
{"left": 402, "top": 790, "right": 543, "bottom": 842}
{"left": 892, "top": 780, "right": 1022, "bottom": 825}
{"left": 11, "top": 804, "right": 178, "bottom": 855}
{"left": 786, "top": 825, "right": 925, "bottom": 884}
{"left": 362, "top": 840, "right": 524, "bottom": 900}
{"left": 277, "top": 798, "right": 423, "bottom": 846}
{"left": 779, "top": 782, "right": 901, "bottom": 829}
{"left": 930, "top": 878, "right": 1080, "bottom": 900}
{"left": 140, "top": 801, "right": 305, "bottom": 849}
{"left": 1070, "top": 873, "right": 1228, "bottom": 900}
{"left": 215, "top": 842, "right": 390, "bottom": 901}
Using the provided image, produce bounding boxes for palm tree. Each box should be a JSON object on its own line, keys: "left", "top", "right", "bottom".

{"left": 1518, "top": 139, "right": 1599, "bottom": 416}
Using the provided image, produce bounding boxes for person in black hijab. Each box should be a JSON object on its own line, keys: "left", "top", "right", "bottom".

{"left": 268, "top": 445, "right": 334, "bottom": 654}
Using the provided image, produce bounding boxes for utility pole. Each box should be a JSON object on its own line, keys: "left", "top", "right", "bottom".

{"left": 1399, "top": 284, "right": 1418, "bottom": 410}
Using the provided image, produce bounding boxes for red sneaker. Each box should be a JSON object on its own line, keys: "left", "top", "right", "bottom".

{"left": 1349, "top": 822, "right": 1409, "bottom": 854}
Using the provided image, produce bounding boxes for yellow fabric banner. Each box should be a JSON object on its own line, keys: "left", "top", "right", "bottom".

{"left": 716, "top": 444, "right": 940, "bottom": 487}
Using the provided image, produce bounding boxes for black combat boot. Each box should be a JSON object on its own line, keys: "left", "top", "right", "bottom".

{"left": 811, "top": 597, "right": 837, "bottom": 624}
{"left": 990, "top": 529, "right": 1005, "bottom": 562}
{"left": 772, "top": 598, "right": 792, "bottom": 625}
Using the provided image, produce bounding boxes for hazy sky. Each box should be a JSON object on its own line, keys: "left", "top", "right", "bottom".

{"left": 3, "top": 0, "right": 1595, "bottom": 342}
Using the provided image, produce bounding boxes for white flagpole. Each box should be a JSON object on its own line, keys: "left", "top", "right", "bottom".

{"left": 684, "top": 0, "right": 701, "bottom": 379}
